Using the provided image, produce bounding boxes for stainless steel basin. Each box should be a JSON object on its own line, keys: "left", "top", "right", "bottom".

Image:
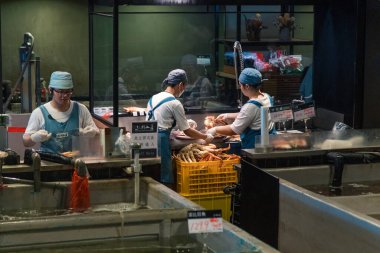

{"left": 0, "top": 177, "right": 278, "bottom": 253}
{"left": 265, "top": 163, "right": 380, "bottom": 253}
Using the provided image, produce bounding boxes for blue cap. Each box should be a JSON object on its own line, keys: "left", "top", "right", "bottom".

{"left": 164, "top": 69, "right": 188, "bottom": 85}
{"left": 239, "top": 68, "right": 265, "bottom": 86}
{"left": 49, "top": 71, "right": 74, "bottom": 89}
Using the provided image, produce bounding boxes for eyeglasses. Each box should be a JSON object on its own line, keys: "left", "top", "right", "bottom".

{"left": 53, "top": 89, "right": 73, "bottom": 96}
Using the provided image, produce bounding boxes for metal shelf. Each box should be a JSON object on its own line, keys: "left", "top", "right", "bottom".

{"left": 217, "top": 38, "right": 313, "bottom": 46}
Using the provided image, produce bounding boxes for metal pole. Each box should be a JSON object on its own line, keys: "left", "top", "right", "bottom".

{"left": 0, "top": 3, "right": 3, "bottom": 114}
{"left": 35, "top": 57, "right": 41, "bottom": 106}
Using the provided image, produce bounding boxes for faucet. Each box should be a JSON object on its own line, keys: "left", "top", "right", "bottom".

{"left": 129, "top": 143, "right": 142, "bottom": 208}
{"left": 327, "top": 152, "right": 344, "bottom": 196}
{"left": 0, "top": 151, "right": 8, "bottom": 188}
{"left": 327, "top": 151, "right": 380, "bottom": 196}
{"left": 73, "top": 158, "right": 88, "bottom": 177}
{"left": 233, "top": 41, "right": 243, "bottom": 107}
{"left": 4, "top": 150, "right": 66, "bottom": 195}
{"left": 32, "top": 151, "right": 41, "bottom": 192}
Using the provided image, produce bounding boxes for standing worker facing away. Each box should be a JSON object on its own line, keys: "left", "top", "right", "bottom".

{"left": 23, "top": 71, "right": 99, "bottom": 153}
{"left": 146, "top": 69, "right": 214, "bottom": 186}
{"left": 207, "top": 68, "right": 275, "bottom": 149}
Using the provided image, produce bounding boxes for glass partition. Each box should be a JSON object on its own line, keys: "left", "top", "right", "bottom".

{"left": 91, "top": 8, "right": 114, "bottom": 125}
{"left": 89, "top": 2, "right": 314, "bottom": 126}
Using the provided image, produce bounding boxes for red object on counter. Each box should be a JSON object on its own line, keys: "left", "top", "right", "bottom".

{"left": 7, "top": 127, "right": 26, "bottom": 133}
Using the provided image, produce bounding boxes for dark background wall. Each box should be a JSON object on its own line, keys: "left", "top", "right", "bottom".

{"left": 313, "top": 0, "right": 363, "bottom": 128}
{"left": 314, "top": 0, "right": 380, "bottom": 129}
{"left": 363, "top": 0, "right": 380, "bottom": 128}
{"left": 0, "top": 0, "right": 89, "bottom": 96}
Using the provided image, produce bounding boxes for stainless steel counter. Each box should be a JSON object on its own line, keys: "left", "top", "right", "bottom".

{"left": 2, "top": 157, "right": 161, "bottom": 174}
{"left": 242, "top": 145, "right": 380, "bottom": 160}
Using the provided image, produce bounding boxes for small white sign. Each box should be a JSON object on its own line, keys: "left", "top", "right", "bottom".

{"left": 197, "top": 55, "right": 211, "bottom": 65}
{"left": 131, "top": 121, "right": 158, "bottom": 158}
{"left": 293, "top": 102, "right": 316, "bottom": 121}
{"left": 188, "top": 210, "right": 223, "bottom": 234}
{"left": 269, "top": 104, "right": 294, "bottom": 123}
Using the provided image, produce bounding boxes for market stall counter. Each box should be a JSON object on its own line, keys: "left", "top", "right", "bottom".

{"left": 2, "top": 157, "right": 161, "bottom": 182}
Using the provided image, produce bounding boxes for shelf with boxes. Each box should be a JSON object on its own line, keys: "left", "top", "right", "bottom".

{"left": 216, "top": 71, "right": 301, "bottom": 104}
{"left": 216, "top": 38, "right": 313, "bottom": 47}
{"left": 214, "top": 5, "right": 313, "bottom": 106}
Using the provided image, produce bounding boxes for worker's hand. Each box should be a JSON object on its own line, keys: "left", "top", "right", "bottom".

{"left": 207, "top": 127, "right": 217, "bottom": 137}
{"left": 204, "top": 134, "right": 214, "bottom": 144}
{"left": 215, "top": 113, "right": 228, "bottom": 123}
{"left": 30, "top": 130, "right": 52, "bottom": 143}
{"left": 187, "top": 119, "right": 197, "bottom": 129}
{"left": 79, "top": 126, "right": 98, "bottom": 137}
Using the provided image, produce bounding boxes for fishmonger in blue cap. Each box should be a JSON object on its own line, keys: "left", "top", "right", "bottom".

{"left": 23, "top": 71, "right": 99, "bottom": 154}
{"left": 146, "top": 69, "right": 213, "bottom": 187}
{"left": 207, "top": 67, "right": 276, "bottom": 150}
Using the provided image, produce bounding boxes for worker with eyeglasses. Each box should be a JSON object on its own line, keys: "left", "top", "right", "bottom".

{"left": 23, "top": 71, "right": 99, "bottom": 153}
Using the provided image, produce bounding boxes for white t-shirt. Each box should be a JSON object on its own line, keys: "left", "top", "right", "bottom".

{"left": 146, "top": 92, "right": 190, "bottom": 131}
{"left": 24, "top": 101, "right": 98, "bottom": 135}
{"left": 231, "top": 93, "right": 274, "bottom": 134}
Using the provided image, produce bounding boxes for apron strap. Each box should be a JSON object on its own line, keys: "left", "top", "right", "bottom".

{"left": 147, "top": 96, "right": 176, "bottom": 121}
{"left": 247, "top": 99, "right": 263, "bottom": 108}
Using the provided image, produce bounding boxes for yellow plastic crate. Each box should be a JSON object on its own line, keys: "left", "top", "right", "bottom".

{"left": 183, "top": 193, "right": 232, "bottom": 221}
{"left": 176, "top": 158, "right": 240, "bottom": 195}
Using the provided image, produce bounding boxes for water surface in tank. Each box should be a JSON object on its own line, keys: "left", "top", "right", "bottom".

{"left": 4, "top": 235, "right": 214, "bottom": 253}
{"left": 303, "top": 180, "right": 380, "bottom": 196}
{"left": 0, "top": 202, "right": 146, "bottom": 221}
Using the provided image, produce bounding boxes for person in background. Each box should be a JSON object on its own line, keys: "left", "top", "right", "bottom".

{"left": 207, "top": 68, "right": 275, "bottom": 149}
{"left": 180, "top": 54, "right": 215, "bottom": 107}
{"left": 23, "top": 71, "right": 99, "bottom": 153}
{"left": 146, "top": 69, "right": 214, "bottom": 187}
{"left": 104, "top": 74, "right": 137, "bottom": 108}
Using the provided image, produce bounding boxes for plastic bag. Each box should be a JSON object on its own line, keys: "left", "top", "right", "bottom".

{"left": 115, "top": 129, "right": 131, "bottom": 157}
{"left": 70, "top": 169, "right": 90, "bottom": 212}
{"left": 270, "top": 55, "right": 303, "bottom": 74}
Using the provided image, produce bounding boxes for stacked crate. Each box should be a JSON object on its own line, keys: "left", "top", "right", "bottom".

{"left": 176, "top": 158, "right": 240, "bottom": 221}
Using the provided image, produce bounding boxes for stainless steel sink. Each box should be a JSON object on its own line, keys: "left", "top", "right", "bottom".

{"left": 264, "top": 163, "right": 380, "bottom": 253}
{"left": 0, "top": 177, "right": 278, "bottom": 253}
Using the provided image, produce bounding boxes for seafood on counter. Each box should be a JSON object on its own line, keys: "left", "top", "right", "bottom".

{"left": 271, "top": 134, "right": 310, "bottom": 150}
{"left": 61, "top": 151, "right": 80, "bottom": 158}
{"left": 204, "top": 116, "right": 227, "bottom": 129}
{"left": 225, "top": 135, "right": 241, "bottom": 142}
{"left": 174, "top": 143, "right": 240, "bottom": 162}
{"left": 123, "top": 107, "right": 147, "bottom": 113}
{"left": 171, "top": 119, "right": 198, "bottom": 140}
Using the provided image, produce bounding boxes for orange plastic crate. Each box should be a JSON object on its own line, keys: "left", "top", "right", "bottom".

{"left": 176, "top": 158, "right": 240, "bottom": 195}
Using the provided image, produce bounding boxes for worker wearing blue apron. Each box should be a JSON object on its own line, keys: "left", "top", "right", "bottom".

{"left": 146, "top": 69, "right": 214, "bottom": 186}
{"left": 207, "top": 68, "right": 275, "bottom": 150}
{"left": 23, "top": 71, "right": 99, "bottom": 153}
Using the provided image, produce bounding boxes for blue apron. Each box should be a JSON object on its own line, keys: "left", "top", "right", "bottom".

{"left": 240, "top": 99, "right": 275, "bottom": 149}
{"left": 39, "top": 102, "right": 79, "bottom": 153}
{"left": 148, "top": 96, "right": 176, "bottom": 184}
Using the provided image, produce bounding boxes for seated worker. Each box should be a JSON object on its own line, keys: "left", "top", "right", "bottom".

{"left": 146, "top": 69, "right": 214, "bottom": 186}
{"left": 207, "top": 68, "right": 275, "bottom": 149}
{"left": 23, "top": 71, "right": 99, "bottom": 153}
{"left": 180, "top": 54, "right": 215, "bottom": 107}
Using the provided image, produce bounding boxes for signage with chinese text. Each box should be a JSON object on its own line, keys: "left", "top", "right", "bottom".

{"left": 187, "top": 210, "right": 223, "bottom": 234}
{"left": 131, "top": 121, "right": 158, "bottom": 158}
{"left": 293, "top": 101, "right": 316, "bottom": 122}
{"left": 269, "top": 104, "right": 293, "bottom": 123}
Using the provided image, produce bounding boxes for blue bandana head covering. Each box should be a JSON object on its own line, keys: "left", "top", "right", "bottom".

{"left": 49, "top": 71, "right": 74, "bottom": 89}
{"left": 161, "top": 69, "right": 188, "bottom": 88}
{"left": 239, "top": 68, "right": 265, "bottom": 86}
